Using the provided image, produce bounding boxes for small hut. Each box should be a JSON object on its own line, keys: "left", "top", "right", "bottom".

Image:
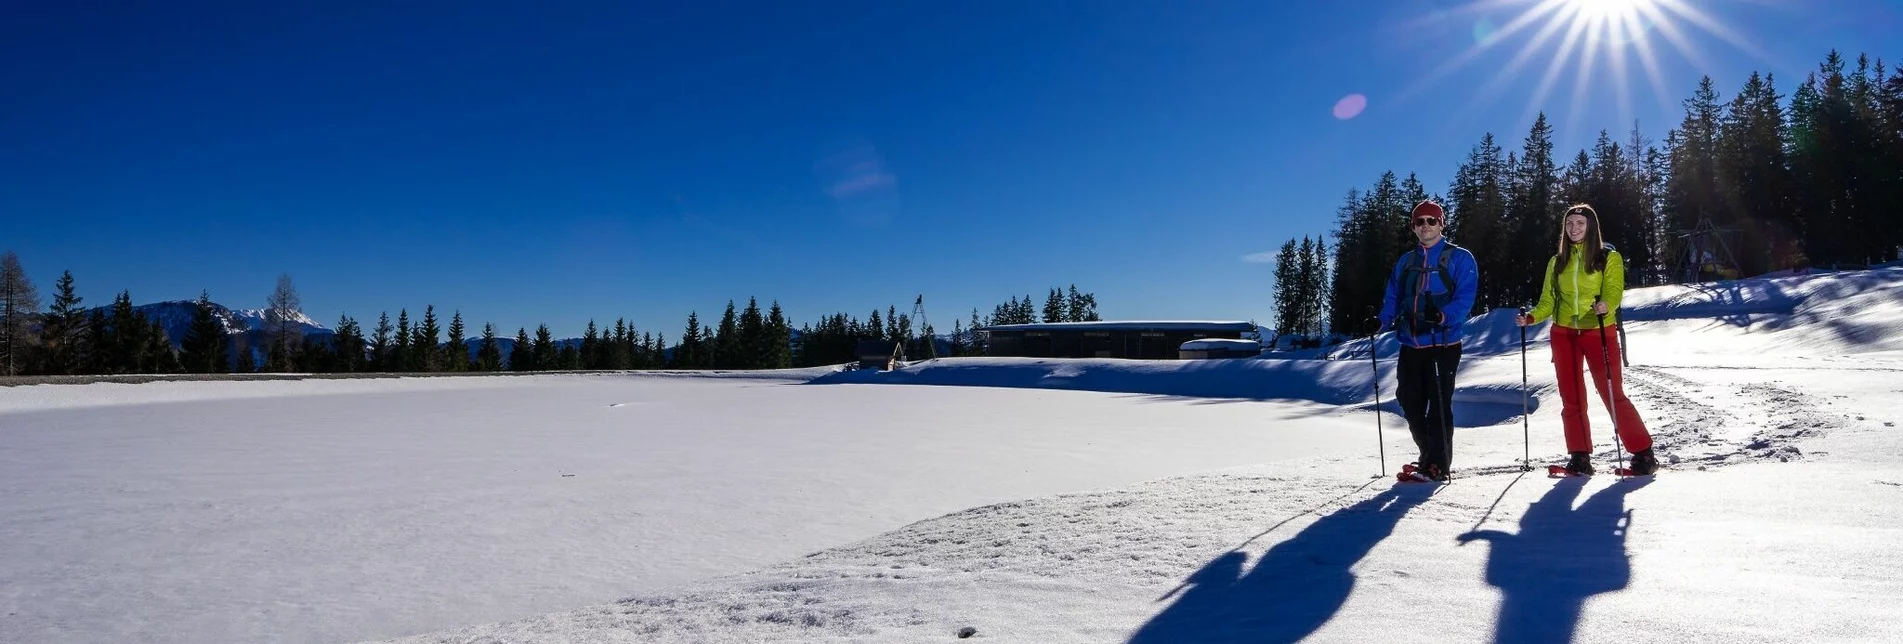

{"left": 854, "top": 339, "right": 905, "bottom": 371}
{"left": 1178, "top": 338, "right": 1261, "bottom": 360}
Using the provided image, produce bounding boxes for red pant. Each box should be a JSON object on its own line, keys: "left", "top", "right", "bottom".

{"left": 1550, "top": 324, "right": 1652, "bottom": 454}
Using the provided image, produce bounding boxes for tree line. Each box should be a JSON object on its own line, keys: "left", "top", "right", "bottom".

{"left": 0, "top": 256, "right": 1104, "bottom": 376}
{"left": 1273, "top": 49, "right": 1902, "bottom": 339}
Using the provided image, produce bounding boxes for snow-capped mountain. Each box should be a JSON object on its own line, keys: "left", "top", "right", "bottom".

{"left": 95, "top": 300, "right": 333, "bottom": 349}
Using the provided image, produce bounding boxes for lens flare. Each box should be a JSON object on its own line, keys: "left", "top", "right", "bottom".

{"left": 1333, "top": 94, "right": 1368, "bottom": 120}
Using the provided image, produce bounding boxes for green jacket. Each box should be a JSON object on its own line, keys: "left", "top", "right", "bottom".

{"left": 1528, "top": 243, "right": 1625, "bottom": 329}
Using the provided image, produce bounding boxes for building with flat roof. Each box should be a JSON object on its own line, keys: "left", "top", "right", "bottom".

{"left": 977, "top": 320, "right": 1256, "bottom": 360}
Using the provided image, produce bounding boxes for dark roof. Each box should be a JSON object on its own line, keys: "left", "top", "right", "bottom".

{"left": 854, "top": 339, "right": 903, "bottom": 356}
{"left": 977, "top": 320, "right": 1256, "bottom": 332}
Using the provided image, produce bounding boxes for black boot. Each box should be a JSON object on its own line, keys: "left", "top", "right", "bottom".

{"left": 1564, "top": 452, "right": 1594, "bottom": 476}
{"left": 1628, "top": 448, "right": 1659, "bottom": 475}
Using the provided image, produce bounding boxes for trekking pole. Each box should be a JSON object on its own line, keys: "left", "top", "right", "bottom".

{"left": 1370, "top": 325, "right": 1387, "bottom": 478}
{"left": 1430, "top": 326, "right": 1452, "bottom": 479}
{"left": 1518, "top": 307, "right": 1532, "bottom": 471}
{"left": 1594, "top": 295, "right": 1626, "bottom": 474}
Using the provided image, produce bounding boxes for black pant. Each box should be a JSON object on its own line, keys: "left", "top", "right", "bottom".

{"left": 1396, "top": 342, "right": 1462, "bottom": 472}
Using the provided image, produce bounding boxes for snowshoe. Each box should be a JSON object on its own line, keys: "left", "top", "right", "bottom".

{"left": 1398, "top": 462, "right": 1446, "bottom": 483}
{"left": 1547, "top": 452, "right": 1594, "bottom": 478}
{"left": 1614, "top": 448, "right": 1659, "bottom": 477}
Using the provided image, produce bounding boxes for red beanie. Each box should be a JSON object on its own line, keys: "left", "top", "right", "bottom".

{"left": 1411, "top": 200, "right": 1443, "bottom": 220}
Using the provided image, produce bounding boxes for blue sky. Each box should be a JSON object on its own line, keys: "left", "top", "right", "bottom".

{"left": 3, "top": 1, "right": 1897, "bottom": 338}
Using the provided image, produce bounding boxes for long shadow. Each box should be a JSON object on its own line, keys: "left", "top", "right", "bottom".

{"left": 1127, "top": 483, "right": 1434, "bottom": 644}
{"left": 1458, "top": 477, "right": 1651, "bottom": 643}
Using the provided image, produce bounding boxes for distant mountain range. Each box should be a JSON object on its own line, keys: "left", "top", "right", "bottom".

{"left": 108, "top": 299, "right": 591, "bottom": 364}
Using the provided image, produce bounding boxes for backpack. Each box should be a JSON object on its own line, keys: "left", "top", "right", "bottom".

{"left": 1399, "top": 242, "right": 1462, "bottom": 319}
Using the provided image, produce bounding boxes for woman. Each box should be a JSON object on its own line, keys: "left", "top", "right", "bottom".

{"left": 1515, "top": 204, "right": 1658, "bottom": 476}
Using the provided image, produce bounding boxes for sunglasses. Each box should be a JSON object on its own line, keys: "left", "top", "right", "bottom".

{"left": 1411, "top": 217, "right": 1440, "bottom": 227}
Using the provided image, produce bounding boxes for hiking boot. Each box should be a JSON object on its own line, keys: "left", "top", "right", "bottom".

{"left": 1564, "top": 452, "right": 1595, "bottom": 476}
{"left": 1628, "top": 448, "right": 1659, "bottom": 475}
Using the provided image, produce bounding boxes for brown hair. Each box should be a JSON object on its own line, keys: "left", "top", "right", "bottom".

{"left": 1552, "top": 203, "right": 1607, "bottom": 298}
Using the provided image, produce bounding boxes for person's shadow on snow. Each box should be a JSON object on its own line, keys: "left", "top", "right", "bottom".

{"left": 1127, "top": 483, "right": 1434, "bottom": 644}
{"left": 1459, "top": 476, "right": 1650, "bottom": 643}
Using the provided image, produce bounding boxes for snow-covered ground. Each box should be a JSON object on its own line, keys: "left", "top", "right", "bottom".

{"left": 4, "top": 267, "right": 1901, "bottom": 643}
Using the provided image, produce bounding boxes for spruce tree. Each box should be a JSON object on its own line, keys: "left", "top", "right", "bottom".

{"left": 1042, "top": 288, "right": 1065, "bottom": 323}
{"left": 82, "top": 308, "right": 107, "bottom": 374}
{"left": 581, "top": 320, "right": 600, "bottom": 369}
{"left": 511, "top": 327, "right": 533, "bottom": 371}
{"left": 107, "top": 291, "right": 141, "bottom": 374}
{"left": 1509, "top": 114, "right": 1561, "bottom": 304}
{"left": 40, "top": 270, "right": 87, "bottom": 375}
{"left": 765, "top": 301, "right": 791, "bottom": 369}
{"left": 180, "top": 291, "right": 229, "bottom": 374}
{"left": 148, "top": 317, "right": 181, "bottom": 373}
{"left": 369, "top": 312, "right": 393, "bottom": 372}
{"left": 740, "top": 297, "right": 764, "bottom": 369}
{"left": 477, "top": 322, "right": 502, "bottom": 371}
{"left": 333, "top": 314, "right": 363, "bottom": 373}
{"left": 415, "top": 305, "right": 441, "bottom": 372}
{"left": 715, "top": 302, "right": 738, "bottom": 368}
{"left": 445, "top": 311, "right": 468, "bottom": 371}
{"left": 1272, "top": 238, "right": 1301, "bottom": 340}
{"left": 393, "top": 309, "right": 412, "bottom": 372}
{"left": 679, "top": 311, "right": 703, "bottom": 368}
{"left": 1715, "top": 72, "right": 1797, "bottom": 274}
{"left": 533, "top": 324, "right": 556, "bottom": 370}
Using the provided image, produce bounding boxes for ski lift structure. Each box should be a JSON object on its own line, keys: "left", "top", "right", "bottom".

{"left": 1673, "top": 217, "right": 1743, "bottom": 283}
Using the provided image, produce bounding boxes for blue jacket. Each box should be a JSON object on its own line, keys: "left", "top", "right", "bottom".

{"left": 1378, "top": 238, "right": 1478, "bottom": 348}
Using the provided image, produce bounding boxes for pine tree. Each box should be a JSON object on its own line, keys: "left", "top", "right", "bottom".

{"left": 511, "top": 327, "right": 533, "bottom": 371}
{"left": 1326, "top": 188, "right": 1369, "bottom": 334}
{"left": 714, "top": 301, "right": 739, "bottom": 368}
{"left": 369, "top": 312, "right": 393, "bottom": 372}
{"left": 86, "top": 308, "right": 111, "bottom": 374}
{"left": 967, "top": 308, "right": 987, "bottom": 356}
{"left": 1508, "top": 114, "right": 1561, "bottom": 304}
{"left": 533, "top": 324, "right": 556, "bottom": 370}
{"left": 1042, "top": 288, "right": 1066, "bottom": 323}
{"left": 333, "top": 314, "right": 364, "bottom": 373}
{"left": 0, "top": 251, "right": 41, "bottom": 376}
{"left": 1708, "top": 72, "right": 1797, "bottom": 273}
{"left": 147, "top": 317, "right": 181, "bottom": 373}
{"left": 740, "top": 297, "right": 764, "bottom": 369}
{"left": 393, "top": 309, "right": 412, "bottom": 372}
{"left": 414, "top": 305, "right": 441, "bottom": 372}
{"left": 107, "top": 291, "right": 141, "bottom": 373}
{"left": 1447, "top": 133, "right": 1512, "bottom": 308}
{"left": 679, "top": 311, "right": 704, "bottom": 368}
{"left": 1298, "top": 236, "right": 1328, "bottom": 338}
{"left": 39, "top": 269, "right": 87, "bottom": 375}
{"left": 765, "top": 301, "right": 791, "bottom": 369}
{"left": 445, "top": 311, "right": 468, "bottom": 371}
{"left": 477, "top": 322, "right": 502, "bottom": 371}
{"left": 180, "top": 291, "right": 229, "bottom": 374}
{"left": 581, "top": 320, "right": 600, "bottom": 369}
{"left": 1665, "top": 76, "right": 1725, "bottom": 277}
{"left": 1272, "top": 238, "right": 1301, "bottom": 340}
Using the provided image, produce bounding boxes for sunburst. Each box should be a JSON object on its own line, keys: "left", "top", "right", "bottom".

{"left": 1394, "top": 0, "right": 1770, "bottom": 138}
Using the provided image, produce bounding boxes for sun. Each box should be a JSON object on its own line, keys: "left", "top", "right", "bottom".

{"left": 1567, "top": 0, "right": 1646, "bottom": 21}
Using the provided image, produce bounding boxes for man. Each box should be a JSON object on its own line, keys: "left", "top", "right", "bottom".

{"left": 1378, "top": 200, "right": 1479, "bottom": 482}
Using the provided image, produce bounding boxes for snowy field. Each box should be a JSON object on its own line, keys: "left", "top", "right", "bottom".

{"left": 4, "top": 266, "right": 1903, "bottom": 643}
